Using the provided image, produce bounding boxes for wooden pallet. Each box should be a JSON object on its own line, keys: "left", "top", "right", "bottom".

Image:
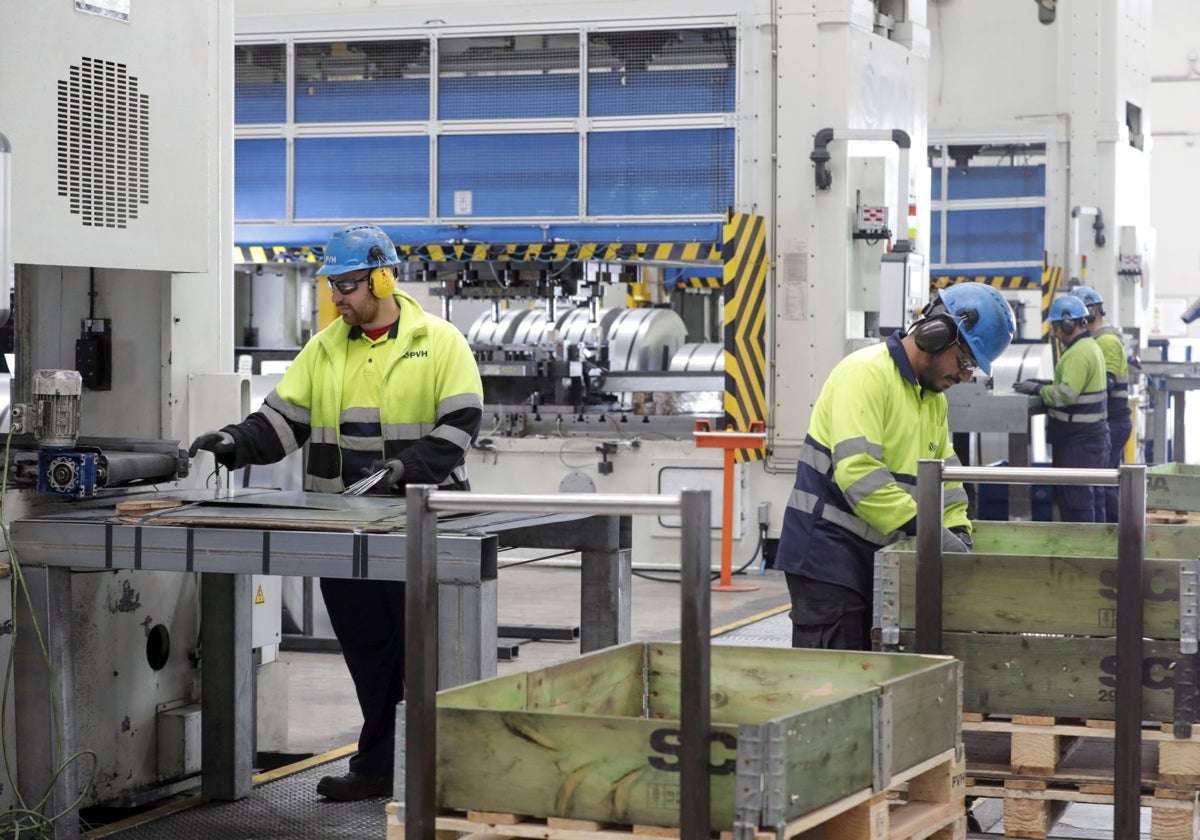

{"left": 1146, "top": 509, "right": 1200, "bottom": 525}
{"left": 962, "top": 714, "right": 1200, "bottom": 839}
{"left": 386, "top": 749, "right": 965, "bottom": 840}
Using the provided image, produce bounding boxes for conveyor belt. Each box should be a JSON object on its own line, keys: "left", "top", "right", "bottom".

{"left": 84, "top": 754, "right": 385, "bottom": 839}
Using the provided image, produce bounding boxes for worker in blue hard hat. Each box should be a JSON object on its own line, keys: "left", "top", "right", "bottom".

{"left": 189, "top": 223, "right": 484, "bottom": 801}
{"left": 775, "top": 281, "right": 1016, "bottom": 652}
{"left": 1015, "top": 296, "right": 1110, "bottom": 522}
{"left": 1070, "top": 286, "right": 1131, "bottom": 522}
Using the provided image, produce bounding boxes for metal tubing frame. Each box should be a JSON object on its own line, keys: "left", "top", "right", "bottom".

{"left": 1113, "top": 464, "right": 1146, "bottom": 840}
{"left": 914, "top": 460, "right": 1145, "bottom": 840}
{"left": 402, "top": 488, "right": 711, "bottom": 840}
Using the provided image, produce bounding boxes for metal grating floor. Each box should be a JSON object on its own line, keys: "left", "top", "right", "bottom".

{"left": 713, "top": 610, "right": 791, "bottom": 647}
{"left": 92, "top": 756, "right": 389, "bottom": 839}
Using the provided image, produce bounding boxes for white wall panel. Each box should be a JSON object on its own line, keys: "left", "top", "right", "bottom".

{"left": 1149, "top": 0, "right": 1200, "bottom": 337}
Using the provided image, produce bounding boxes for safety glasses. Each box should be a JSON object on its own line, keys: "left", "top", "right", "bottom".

{"left": 955, "top": 342, "right": 979, "bottom": 373}
{"left": 325, "top": 274, "right": 369, "bottom": 295}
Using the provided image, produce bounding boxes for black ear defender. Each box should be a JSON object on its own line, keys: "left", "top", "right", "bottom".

{"left": 912, "top": 304, "right": 979, "bottom": 354}
{"left": 367, "top": 245, "right": 397, "bottom": 299}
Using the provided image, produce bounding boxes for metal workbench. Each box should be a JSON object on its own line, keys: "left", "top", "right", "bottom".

{"left": 1140, "top": 359, "right": 1200, "bottom": 464}
{"left": 8, "top": 488, "right": 630, "bottom": 839}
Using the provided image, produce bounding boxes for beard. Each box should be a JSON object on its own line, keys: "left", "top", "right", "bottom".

{"left": 338, "top": 295, "right": 379, "bottom": 327}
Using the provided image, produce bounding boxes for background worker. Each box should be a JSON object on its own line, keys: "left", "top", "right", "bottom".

{"left": 1071, "top": 286, "right": 1132, "bottom": 522}
{"left": 189, "top": 224, "right": 484, "bottom": 801}
{"left": 774, "top": 282, "right": 1016, "bottom": 652}
{"left": 1015, "top": 296, "right": 1109, "bottom": 522}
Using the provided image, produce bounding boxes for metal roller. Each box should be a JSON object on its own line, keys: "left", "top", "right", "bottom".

{"left": 101, "top": 451, "right": 182, "bottom": 486}
{"left": 669, "top": 343, "right": 724, "bottom": 373}
{"left": 605, "top": 308, "right": 687, "bottom": 372}
{"left": 988, "top": 342, "right": 1051, "bottom": 392}
{"left": 466, "top": 308, "right": 548, "bottom": 345}
{"left": 555, "top": 307, "right": 623, "bottom": 345}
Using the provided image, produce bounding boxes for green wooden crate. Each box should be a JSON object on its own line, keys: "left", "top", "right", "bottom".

{"left": 1147, "top": 463, "right": 1200, "bottom": 512}
{"left": 877, "top": 520, "right": 1200, "bottom": 719}
{"left": 411, "top": 642, "right": 960, "bottom": 831}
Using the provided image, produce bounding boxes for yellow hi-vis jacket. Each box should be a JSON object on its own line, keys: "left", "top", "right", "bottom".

{"left": 775, "top": 333, "right": 970, "bottom": 597}
{"left": 219, "top": 289, "right": 483, "bottom": 493}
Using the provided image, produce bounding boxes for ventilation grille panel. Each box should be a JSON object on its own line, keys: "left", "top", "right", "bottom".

{"left": 57, "top": 56, "right": 150, "bottom": 229}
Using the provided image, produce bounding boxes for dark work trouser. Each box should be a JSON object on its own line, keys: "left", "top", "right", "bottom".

{"left": 1103, "top": 417, "right": 1133, "bottom": 522}
{"left": 1051, "top": 429, "right": 1110, "bottom": 523}
{"left": 785, "top": 573, "right": 872, "bottom": 651}
{"left": 320, "top": 578, "right": 407, "bottom": 776}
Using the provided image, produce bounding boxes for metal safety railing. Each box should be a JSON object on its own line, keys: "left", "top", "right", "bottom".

{"left": 401, "top": 488, "right": 713, "bottom": 840}
{"left": 910, "top": 461, "right": 1146, "bottom": 840}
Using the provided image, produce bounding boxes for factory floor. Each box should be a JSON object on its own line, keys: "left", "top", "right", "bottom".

{"left": 88, "top": 564, "right": 1142, "bottom": 839}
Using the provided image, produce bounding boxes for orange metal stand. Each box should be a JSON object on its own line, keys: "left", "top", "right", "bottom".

{"left": 693, "top": 420, "right": 766, "bottom": 592}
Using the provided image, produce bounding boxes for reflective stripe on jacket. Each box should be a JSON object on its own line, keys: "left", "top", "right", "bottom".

{"left": 1039, "top": 332, "right": 1108, "bottom": 438}
{"left": 775, "top": 333, "right": 970, "bottom": 598}
{"left": 221, "top": 289, "right": 483, "bottom": 493}
{"left": 1091, "top": 325, "right": 1131, "bottom": 423}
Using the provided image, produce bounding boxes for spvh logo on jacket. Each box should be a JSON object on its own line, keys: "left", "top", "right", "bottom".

{"left": 401, "top": 349, "right": 428, "bottom": 359}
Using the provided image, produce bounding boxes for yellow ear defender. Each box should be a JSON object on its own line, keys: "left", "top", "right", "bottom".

{"left": 369, "top": 265, "right": 396, "bottom": 299}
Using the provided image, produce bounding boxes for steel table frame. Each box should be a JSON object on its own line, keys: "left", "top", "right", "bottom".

{"left": 399, "top": 487, "right": 712, "bottom": 840}
{"left": 911, "top": 461, "right": 1146, "bottom": 840}
{"left": 8, "top": 490, "right": 631, "bottom": 839}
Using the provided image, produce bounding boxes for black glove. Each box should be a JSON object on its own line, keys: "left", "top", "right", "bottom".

{"left": 367, "top": 457, "right": 406, "bottom": 489}
{"left": 1013, "top": 380, "right": 1043, "bottom": 395}
{"left": 948, "top": 526, "right": 973, "bottom": 551}
{"left": 188, "top": 431, "right": 237, "bottom": 468}
{"left": 941, "top": 527, "right": 971, "bottom": 553}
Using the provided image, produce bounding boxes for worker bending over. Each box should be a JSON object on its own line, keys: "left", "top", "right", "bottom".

{"left": 775, "top": 282, "right": 1016, "bottom": 651}
{"left": 190, "top": 224, "right": 483, "bottom": 801}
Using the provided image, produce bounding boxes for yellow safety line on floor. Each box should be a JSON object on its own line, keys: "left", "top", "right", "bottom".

{"left": 251, "top": 742, "right": 357, "bottom": 785}
{"left": 710, "top": 602, "right": 789, "bottom": 637}
{"left": 80, "top": 743, "right": 359, "bottom": 838}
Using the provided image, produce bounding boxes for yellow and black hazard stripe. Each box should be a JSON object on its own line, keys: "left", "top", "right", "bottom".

{"left": 675, "top": 276, "right": 723, "bottom": 289}
{"left": 721, "top": 210, "right": 768, "bottom": 463}
{"left": 931, "top": 275, "right": 1040, "bottom": 291}
{"left": 1040, "top": 265, "right": 1064, "bottom": 341}
{"left": 236, "top": 241, "right": 724, "bottom": 266}
{"left": 233, "top": 245, "right": 321, "bottom": 265}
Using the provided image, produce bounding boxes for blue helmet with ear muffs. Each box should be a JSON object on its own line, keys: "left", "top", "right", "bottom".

{"left": 1049, "top": 295, "right": 1088, "bottom": 323}
{"left": 319, "top": 224, "right": 399, "bottom": 299}
{"left": 915, "top": 282, "right": 1016, "bottom": 376}
{"left": 1070, "top": 286, "right": 1105, "bottom": 322}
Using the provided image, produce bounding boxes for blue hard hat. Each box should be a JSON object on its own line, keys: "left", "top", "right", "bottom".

{"left": 939, "top": 282, "right": 1016, "bottom": 376}
{"left": 1070, "top": 286, "right": 1104, "bottom": 308}
{"left": 1048, "top": 295, "right": 1088, "bottom": 323}
{"left": 318, "top": 224, "right": 399, "bottom": 276}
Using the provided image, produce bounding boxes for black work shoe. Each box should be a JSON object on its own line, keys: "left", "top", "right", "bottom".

{"left": 316, "top": 772, "right": 393, "bottom": 801}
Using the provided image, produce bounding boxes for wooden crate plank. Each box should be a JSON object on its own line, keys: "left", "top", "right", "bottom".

{"left": 775, "top": 693, "right": 876, "bottom": 821}
{"left": 647, "top": 645, "right": 952, "bottom": 724}
{"left": 437, "top": 706, "right": 741, "bottom": 827}
{"left": 903, "top": 632, "right": 1180, "bottom": 720}
{"left": 885, "top": 661, "right": 963, "bottom": 777}
{"left": 889, "top": 551, "right": 1188, "bottom": 638}
{"left": 528, "top": 644, "right": 646, "bottom": 717}
{"left": 1148, "top": 464, "right": 1200, "bottom": 512}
